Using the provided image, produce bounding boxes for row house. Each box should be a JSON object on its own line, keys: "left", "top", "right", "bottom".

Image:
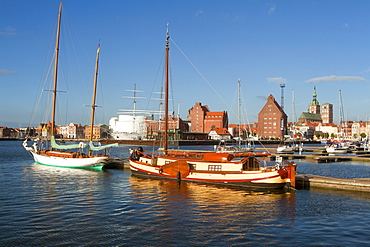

{"left": 67, "top": 123, "right": 84, "bottom": 139}
{"left": 85, "top": 126, "right": 101, "bottom": 139}
{"left": 352, "top": 121, "right": 369, "bottom": 138}
{"left": 36, "top": 122, "right": 85, "bottom": 139}
{"left": 312, "top": 121, "right": 370, "bottom": 140}
{"left": 0, "top": 127, "right": 12, "bottom": 138}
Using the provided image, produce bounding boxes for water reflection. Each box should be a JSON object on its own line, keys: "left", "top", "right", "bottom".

{"left": 23, "top": 163, "right": 109, "bottom": 210}
{"left": 129, "top": 175, "right": 298, "bottom": 222}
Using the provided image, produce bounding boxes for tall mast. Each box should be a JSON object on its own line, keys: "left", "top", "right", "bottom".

{"left": 89, "top": 43, "right": 100, "bottom": 150}
{"left": 291, "top": 89, "right": 296, "bottom": 123}
{"left": 133, "top": 84, "right": 137, "bottom": 133}
{"left": 51, "top": 2, "right": 62, "bottom": 148}
{"left": 237, "top": 79, "right": 241, "bottom": 147}
{"left": 339, "top": 90, "right": 344, "bottom": 136}
{"left": 164, "top": 23, "right": 170, "bottom": 153}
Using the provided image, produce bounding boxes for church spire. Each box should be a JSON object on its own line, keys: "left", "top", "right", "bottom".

{"left": 310, "top": 86, "right": 319, "bottom": 106}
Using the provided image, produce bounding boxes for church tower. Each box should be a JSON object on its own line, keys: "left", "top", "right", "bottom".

{"left": 309, "top": 86, "right": 320, "bottom": 114}
{"left": 298, "top": 86, "right": 322, "bottom": 124}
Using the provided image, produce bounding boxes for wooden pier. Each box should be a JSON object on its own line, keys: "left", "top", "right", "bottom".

{"left": 296, "top": 175, "right": 370, "bottom": 192}
{"left": 270, "top": 152, "right": 370, "bottom": 163}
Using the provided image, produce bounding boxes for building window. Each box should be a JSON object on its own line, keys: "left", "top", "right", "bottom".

{"left": 208, "top": 165, "right": 221, "bottom": 171}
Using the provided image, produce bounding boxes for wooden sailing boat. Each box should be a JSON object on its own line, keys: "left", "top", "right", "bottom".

{"left": 128, "top": 24, "right": 297, "bottom": 190}
{"left": 23, "top": 3, "right": 118, "bottom": 169}
{"left": 214, "top": 79, "right": 256, "bottom": 155}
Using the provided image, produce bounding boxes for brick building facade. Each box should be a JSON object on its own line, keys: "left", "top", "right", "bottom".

{"left": 187, "top": 102, "right": 228, "bottom": 134}
{"left": 257, "top": 94, "right": 287, "bottom": 139}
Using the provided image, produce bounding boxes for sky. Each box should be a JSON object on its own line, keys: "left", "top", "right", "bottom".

{"left": 2, "top": 0, "right": 370, "bottom": 128}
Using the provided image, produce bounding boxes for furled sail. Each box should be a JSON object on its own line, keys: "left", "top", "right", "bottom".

{"left": 89, "top": 141, "right": 118, "bottom": 151}
{"left": 51, "top": 135, "right": 86, "bottom": 149}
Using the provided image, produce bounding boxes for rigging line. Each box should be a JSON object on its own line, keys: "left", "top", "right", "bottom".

{"left": 61, "top": 11, "right": 92, "bottom": 126}
{"left": 63, "top": 11, "right": 92, "bottom": 102}
{"left": 29, "top": 22, "right": 57, "bottom": 128}
{"left": 229, "top": 85, "right": 238, "bottom": 119}
{"left": 170, "top": 38, "right": 231, "bottom": 111}
{"left": 240, "top": 88, "right": 251, "bottom": 125}
{"left": 145, "top": 50, "right": 165, "bottom": 113}
{"left": 169, "top": 58, "right": 176, "bottom": 116}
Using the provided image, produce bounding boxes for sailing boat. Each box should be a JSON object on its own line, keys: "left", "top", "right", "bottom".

{"left": 325, "top": 90, "right": 349, "bottom": 154}
{"left": 128, "top": 25, "right": 297, "bottom": 190}
{"left": 214, "top": 79, "right": 256, "bottom": 155}
{"left": 23, "top": 3, "right": 118, "bottom": 169}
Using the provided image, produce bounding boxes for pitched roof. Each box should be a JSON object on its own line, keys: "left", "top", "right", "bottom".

{"left": 210, "top": 127, "right": 231, "bottom": 135}
{"left": 258, "top": 94, "right": 286, "bottom": 116}
{"left": 299, "top": 112, "right": 322, "bottom": 121}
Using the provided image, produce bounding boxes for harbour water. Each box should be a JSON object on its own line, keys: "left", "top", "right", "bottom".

{"left": 2, "top": 141, "right": 370, "bottom": 246}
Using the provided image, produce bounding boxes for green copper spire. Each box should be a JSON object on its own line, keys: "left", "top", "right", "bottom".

{"left": 310, "top": 86, "right": 319, "bottom": 105}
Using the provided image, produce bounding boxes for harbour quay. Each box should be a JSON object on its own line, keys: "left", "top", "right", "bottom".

{"left": 295, "top": 175, "right": 370, "bottom": 192}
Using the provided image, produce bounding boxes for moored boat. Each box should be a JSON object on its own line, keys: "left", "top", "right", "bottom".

{"left": 23, "top": 3, "right": 118, "bottom": 169}
{"left": 129, "top": 147, "right": 296, "bottom": 190}
{"left": 128, "top": 24, "right": 297, "bottom": 190}
{"left": 325, "top": 143, "right": 348, "bottom": 154}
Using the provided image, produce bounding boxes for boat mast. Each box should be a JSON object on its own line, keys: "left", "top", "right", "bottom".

{"left": 88, "top": 43, "right": 100, "bottom": 154}
{"left": 339, "top": 90, "right": 344, "bottom": 137}
{"left": 237, "top": 79, "right": 241, "bottom": 147}
{"left": 51, "top": 2, "right": 62, "bottom": 149}
{"left": 164, "top": 23, "right": 170, "bottom": 153}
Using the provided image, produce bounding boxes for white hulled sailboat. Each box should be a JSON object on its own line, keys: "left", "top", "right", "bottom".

{"left": 23, "top": 2, "right": 118, "bottom": 169}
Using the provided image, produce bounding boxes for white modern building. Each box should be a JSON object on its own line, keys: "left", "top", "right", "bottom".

{"left": 109, "top": 115, "right": 146, "bottom": 140}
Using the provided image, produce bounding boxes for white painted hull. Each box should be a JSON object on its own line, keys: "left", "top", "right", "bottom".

{"left": 30, "top": 151, "right": 108, "bottom": 168}
{"left": 326, "top": 146, "right": 348, "bottom": 154}
{"left": 129, "top": 156, "right": 291, "bottom": 189}
{"left": 277, "top": 146, "right": 294, "bottom": 153}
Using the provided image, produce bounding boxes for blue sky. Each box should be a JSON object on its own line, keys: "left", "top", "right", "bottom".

{"left": 1, "top": 0, "right": 370, "bottom": 128}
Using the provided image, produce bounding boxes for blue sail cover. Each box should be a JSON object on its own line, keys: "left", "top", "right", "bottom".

{"left": 51, "top": 135, "right": 86, "bottom": 149}
{"left": 89, "top": 141, "right": 118, "bottom": 151}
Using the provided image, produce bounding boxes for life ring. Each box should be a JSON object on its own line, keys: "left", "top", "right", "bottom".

{"left": 79, "top": 142, "right": 84, "bottom": 149}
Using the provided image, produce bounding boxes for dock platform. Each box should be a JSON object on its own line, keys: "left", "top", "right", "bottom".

{"left": 296, "top": 175, "right": 370, "bottom": 192}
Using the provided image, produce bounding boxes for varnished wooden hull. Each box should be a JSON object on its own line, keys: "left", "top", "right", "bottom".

{"left": 129, "top": 158, "right": 291, "bottom": 190}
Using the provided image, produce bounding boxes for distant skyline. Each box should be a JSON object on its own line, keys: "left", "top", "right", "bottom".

{"left": 2, "top": 0, "right": 370, "bottom": 128}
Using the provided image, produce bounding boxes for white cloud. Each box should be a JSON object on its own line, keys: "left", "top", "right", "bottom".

{"left": 0, "top": 69, "right": 16, "bottom": 74}
{"left": 257, "top": 95, "right": 267, "bottom": 101}
{"left": 267, "top": 77, "right": 287, "bottom": 83}
{"left": 268, "top": 5, "right": 276, "bottom": 15}
{"left": 195, "top": 10, "right": 204, "bottom": 17}
{"left": 0, "top": 26, "right": 16, "bottom": 37}
{"left": 305, "top": 75, "right": 365, "bottom": 83}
